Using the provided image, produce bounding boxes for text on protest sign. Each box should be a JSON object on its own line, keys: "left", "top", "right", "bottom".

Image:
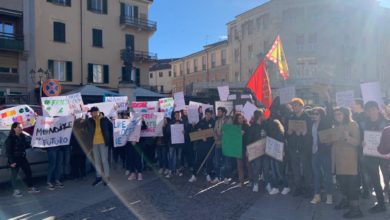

{"left": 246, "top": 139, "right": 266, "bottom": 162}
{"left": 336, "top": 90, "right": 354, "bottom": 108}
{"left": 158, "top": 98, "right": 174, "bottom": 118}
{"left": 363, "top": 131, "right": 385, "bottom": 158}
{"left": 105, "top": 96, "right": 128, "bottom": 112}
{"left": 131, "top": 101, "right": 158, "bottom": 114}
{"left": 131, "top": 102, "right": 163, "bottom": 137}
{"left": 171, "top": 124, "right": 184, "bottom": 144}
{"left": 189, "top": 128, "right": 214, "bottom": 142}
{"left": 265, "top": 137, "right": 284, "bottom": 161}
{"left": 42, "top": 96, "right": 70, "bottom": 117}
{"left": 0, "top": 105, "right": 36, "bottom": 129}
{"left": 31, "top": 116, "right": 74, "bottom": 148}
{"left": 113, "top": 116, "right": 142, "bottom": 147}
{"left": 67, "top": 93, "right": 84, "bottom": 116}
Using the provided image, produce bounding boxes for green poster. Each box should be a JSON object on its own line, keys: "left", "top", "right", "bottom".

{"left": 222, "top": 125, "right": 242, "bottom": 158}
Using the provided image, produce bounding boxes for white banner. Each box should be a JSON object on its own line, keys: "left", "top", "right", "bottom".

{"left": 131, "top": 101, "right": 158, "bottom": 114}
{"left": 105, "top": 96, "right": 128, "bottom": 112}
{"left": 131, "top": 101, "right": 162, "bottom": 137}
{"left": 336, "top": 90, "right": 354, "bottom": 108}
{"left": 171, "top": 124, "right": 184, "bottom": 144}
{"left": 42, "top": 96, "right": 70, "bottom": 117}
{"left": 0, "top": 105, "right": 36, "bottom": 129}
{"left": 113, "top": 115, "right": 142, "bottom": 147}
{"left": 363, "top": 130, "right": 384, "bottom": 158}
{"left": 173, "top": 92, "right": 186, "bottom": 111}
{"left": 31, "top": 116, "right": 74, "bottom": 148}
{"left": 242, "top": 101, "right": 258, "bottom": 121}
{"left": 265, "top": 137, "right": 284, "bottom": 161}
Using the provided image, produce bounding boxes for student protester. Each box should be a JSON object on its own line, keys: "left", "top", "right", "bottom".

{"left": 286, "top": 98, "right": 313, "bottom": 198}
{"left": 189, "top": 108, "right": 216, "bottom": 183}
{"left": 46, "top": 145, "right": 64, "bottom": 190}
{"left": 74, "top": 107, "right": 113, "bottom": 186}
{"left": 156, "top": 117, "right": 170, "bottom": 175}
{"left": 127, "top": 118, "right": 148, "bottom": 181}
{"left": 362, "top": 101, "right": 390, "bottom": 213}
{"left": 5, "top": 122, "right": 40, "bottom": 197}
{"left": 181, "top": 108, "right": 195, "bottom": 173}
{"left": 213, "top": 106, "right": 233, "bottom": 184}
{"left": 69, "top": 132, "right": 86, "bottom": 180}
{"left": 332, "top": 107, "right": 363, "bottom": 218}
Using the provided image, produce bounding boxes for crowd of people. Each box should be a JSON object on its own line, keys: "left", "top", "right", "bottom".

{"left": 5, "top": 91, "right": 390, "bottom": 219}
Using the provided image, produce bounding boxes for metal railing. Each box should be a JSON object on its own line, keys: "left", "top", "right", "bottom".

{"left": 120, "top": 16, "right": 157, "bottom": 31}
{"left": 0, "top": 32, "right": 23, "bottom": 51}
{"left": 120, "top": 48, "right": 157, "bottom": 62}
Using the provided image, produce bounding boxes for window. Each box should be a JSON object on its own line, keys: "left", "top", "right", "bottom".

{"left": 47, "top": 0, "right": 71, "bottom": 6}
{"left": 0, "top": 67, "right": 17, "bottom": 73}
{"left": 121, "top": 3, "right": 138, "bottom": 18}
{"left": 48, "top": 60, "right": 72, "bottom": 82}
{"left": 159, "top": 72, "right": 163, "bottom": 77}
{"left": 186, "top": 61, "right": 190, "bottom": 74}
{"left": 234, "top": 49, "right": 239, "bottom": 64}
{"left": 87, "top": 0, "right": 107, "bottom": 14}
{"left": 248, "top": 45, "right": 253, "bottom": 59}
{"left": 179, "top": 63, "right": 183, "bottom": 76}
{"left": 92, "top": 29, "right": 103, "bottom": 47}
{"left": 173, "top": 65, "right": 177, "bottom": 77}
{"left": 0, "top": 22, "right": 14, "bottom": 37}
{"left": 202, "top": 56, "right": 206, "bottom": 70}
{"left": 149, "top": 73, "right": 153, "bottom": 78}
{"left": 211, "top": 53, "right": 216, "bottom": 68}
{"left": 53, "top": 22, "right": 65, "bottom": 42}
{"left": 221, "top": 50, "right": 226, "bottom": 65}
{"left": 88, "top": 63, "right": 109, "bottom": 83}
{"left": 168, "top": 71, "right": 172, "bottom": 77}
{"left": 193, "top": 59, "right": 198, "bottom": 72}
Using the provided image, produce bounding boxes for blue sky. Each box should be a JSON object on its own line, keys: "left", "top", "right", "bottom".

{"left": 149, "top": 0, "right": 390, "bottom": 59}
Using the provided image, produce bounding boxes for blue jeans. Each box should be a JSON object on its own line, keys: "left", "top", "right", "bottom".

{"left": 47, "top": 147, "right": 63, "bottom": 183}
{"left": 214, "top": 147, "right": 232, "bottom": 179}
{"left": 156, "top": 145, "right": 168, "bottom": 169}
{"left": 168, "top": 147, "right": 182, "bottom": 172}
{"left": 62, "top": 146, "right": 71, "bottom": 177}
{"left": 270, "top": 158, "right": 289, "bottom": 188}
{"left": 312, "top": 151, "right": 333, "bottom": 194}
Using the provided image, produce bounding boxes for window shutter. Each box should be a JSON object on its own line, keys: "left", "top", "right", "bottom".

{"left": 135, "top": 68, "right": 140, "bottom": 86}
{"left": 120, "top": 3, "right": 125, "bottom": 17}
{"left": 87, "top": 0, "right": 91, "bottom": 11}
{"left": 134, "top": 6, "right": 138, "bottom": 18}
{"left": 66, "top": 0, "right": 71, "bottom": 7}
{"left": 61, "top": 23, "right": 66, "bottom": 42}
{"left": 125, "top": 34, "right": 134, "bottom": 49}
{"left": 53, "top": 23, "right": 58, "bottom": 41}
{"left": 48, "top": 60, "right": 54, "bottom": 78}
{"left": 121, "top": 66, "right": 126, "bottom": 81}
{"left": 98, "top": 30, "right": 102, "bottom": 47}
{"left": 66, "top": 61, "right": 72, "bottom": 81}
{"left": 88, "top": 63, "right": 93, "bottom": 83}
{"left": 103, "top": 0, "right": 108, "bottom": 14}
{"left": 103, "top": 65, "right": 109, "bottom": 83}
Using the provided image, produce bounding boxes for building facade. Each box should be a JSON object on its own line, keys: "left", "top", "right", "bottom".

{"left": 171, "top": 40, "right": 230, "bottom": 96}
{"left": 148, "top": 58, "right": 177, "bottom": 94}
{"left": 1, "top": 0, "right": 156, "bottom": 104}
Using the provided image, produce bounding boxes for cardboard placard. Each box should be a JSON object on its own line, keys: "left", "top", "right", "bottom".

{"left": 288, "top": 120, "right": 307, "bottom": 134}
{"left": 363, "top": 130, "right": 384, "bottom": 158}
{"left": 246, "top": 139, "right": 266, "bottom": 162}
{"left": 318, "top": 127, "right": 344, "bottom": 144}
{"left": 189, "top": 128, "right": 214, "bottom": 142}
{"left": 265, "top": 137, "right": 284, "bottom": 161}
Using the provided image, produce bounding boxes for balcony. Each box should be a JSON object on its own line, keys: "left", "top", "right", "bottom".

{"left": 121, "top": 49, "right": 157, "bottom": 63}
{"left": 120, "top": 16, "right": 157, "bottom": 32}
{"left": 0, "top": 32, "right": 23, "bottom": 51}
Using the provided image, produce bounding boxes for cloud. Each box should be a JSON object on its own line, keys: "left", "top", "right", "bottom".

{"left": 218, "top": 35, "right": 228, "bottom": 40}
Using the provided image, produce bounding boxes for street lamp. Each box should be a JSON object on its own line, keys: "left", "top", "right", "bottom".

{"left": 30, "top": 68, "right": 50, "bottom": 101}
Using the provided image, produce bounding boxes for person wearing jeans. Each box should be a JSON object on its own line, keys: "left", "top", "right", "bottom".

{"left": 47, "top": 146, "right": 64, "bottom": 190}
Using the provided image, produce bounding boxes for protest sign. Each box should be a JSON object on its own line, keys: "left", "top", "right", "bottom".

{"left": 84, "top": 102, "right": 117, "bottom": 118}
{"left": 0, "top": 105, "right": 36, "bottom": 129}
{"left": 41, "top": 96, "right": 70, "bottom": 117}
{"left": 222, "top": 125, "right": 242, "bottom": 158}
{"left": 158, "top": 98, "right": 174, "bottom": 118}
{"left": 131, "top": 101, "right": 158, "bottom": 114}
{"left": 189, "top": 101, "right": 213, "bottom": 116}
{"left": 241, "top": 94, "right": 252, "bottom": 100}
{"left": 318, "top": 127, "right": 344, "bottom": 144}
{"left": 361, "top": 82, "right": 384, "bottom": 110}
{"left": 235, "top": 104, "right": 243, "bottom": 112}
{"left": 173, "top": 92, "right": 186, "bottom": 111}
{"left": 215, "top": 101, "right": 234, "bottom": 116}
{"left": 31, "top": 116, "right": 74, "bottom": 148}
{"left": 141, "top": 112, "right": 164, "bottom": 137}
{"left": 288, "top": 120, "right": 307, "bottom": 134}
{"left": 189, "top": 128, "right": 214, "bottom": 142}
{"left": 217, "top": 86, "right": 230, "bottom": 101}
{"left": 187, "top": 106, "right": 199, "bottom": 124}
{"left": 278, "top": 86, "right": 296, "bottom": 104}
{"left": 246, "top": 139, "right": 266, "bottom": 161}
{"left": 171, "top": 124, "right": 184, "bottom": 144}
{"left": 242, "top": 101, "right": 258, "bottom": 121}
{"left": 105, "top": 96, "right": 128, "bottom": 112}
{"left": 265, "top": 137, "right": 284, "bottom": 161}
{"left": 67, "top": 93, "right": 84, "bottom": 117}
{"left": 228, "top": 94, "right": 237, "bottom": 100}
{"left": 113, "top": 115, "right": 142, "bottom": 147}
{"left": 336, "top": 90, "right": 354, "bottom": 108}
{"left": 363, "top": 130, "right": 384, "bottom": 158}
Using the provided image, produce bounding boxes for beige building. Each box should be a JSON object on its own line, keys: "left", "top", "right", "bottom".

{"left": 1, "top": 0, "right": 156, "bottom": 104}
{"left": 227, "top": 0, "right": 390, "bottom": 101}
{"left": 148, "top": 59, "right": 177, "bottom": 94}
{"left": 171, "top": 40, "right": 229, "bottom": 96}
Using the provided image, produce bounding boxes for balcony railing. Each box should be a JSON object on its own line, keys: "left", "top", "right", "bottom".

{"left": 120, "top": 16, "right": 157, "bottom": 31}
{"left": 0, "top": 32, "right": 23, "bottom": 51}
{"left": 121, "top": 49, "right": 157, "bottom": 63}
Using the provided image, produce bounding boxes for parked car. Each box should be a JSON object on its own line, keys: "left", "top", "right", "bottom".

{"left": 0, "top": 128, "right": 48, "bottom": 183}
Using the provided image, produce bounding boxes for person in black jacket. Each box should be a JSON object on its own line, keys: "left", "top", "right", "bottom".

{"left": 5, "top": 122, "right": 40, "bottom": 197}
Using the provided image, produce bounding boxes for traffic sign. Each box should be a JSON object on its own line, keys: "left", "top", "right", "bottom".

{"left": 42, "top": 79, "right": 62, "bottom": 97}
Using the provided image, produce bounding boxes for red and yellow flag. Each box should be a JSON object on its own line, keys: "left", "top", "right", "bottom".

{"left": 266, "top": 35, "right": 289, "bottom": 80}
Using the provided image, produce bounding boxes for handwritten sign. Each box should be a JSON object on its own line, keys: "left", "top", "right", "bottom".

{"left": 67, "top": 93, "right": 84, "bottom": 117}
{"left": 363, "top": 131, "right": 384, "bottom": 158}
{"left": 113, "top": 115, "right": 142, "bottom": 147}
{"left": 288, "top": 120, "right": 307, "bottom": 134}
{"left": 132, "top": 102, "right": 163, "bottom": 137}
{"left": 279, "top": 87, "right": 296, "bottom": 104}
{"left": 173, "top": 92, "right": 185, "bottom": 111}
{"left": 189, "top": 128, "right": 214, "bottom": 142}
{"left": 246, "top": 139, "right": 266, "bottom": 161}
{"left": 242, "top": 101, "right": 258, "bottom": 121}
{"left": 361, "top": 82, "right": 384, "bottom": 110}
{"left": 318, "top": 127, "right": 344, "bottom": 144}
{"left": 84, "top": 102, "right": 117, "bottom": 118}
{"left": 42, "top": 96, "right": 70, "bottom": 117}
{"left": 159, "top": 98, "right": 174, "bottom": 118}
{"left": 266, "top": 137, "right": 284, "bottom": 161}
{"left": 31, "top": 116, "right": 74, "bottom": 148}
{"left": 105, "top": 96, "right": 128, "bottom": 112}
{"left": 187, "top": 106, "right": 199, "bottom": 124}
{"left": 228, "top": 94, "right": 237, "bottom": 101}
{"left": 218, "top": 86, "right": 230, "bottom": 101}
{"left": 171, "top": 124, "right": 184, "bottom": 144}
{"left": 0, "top": 105, "right": 36, "bottom": 129}
{"left": 336, "top": 90, "right": 354, "bottom": 108}
{"left": 215, "top": 101, "right": 234, "bottom": 116}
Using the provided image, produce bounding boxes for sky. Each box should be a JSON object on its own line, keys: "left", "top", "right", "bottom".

{"left": 149, "top": 0, "right": 390, "bottom": 59}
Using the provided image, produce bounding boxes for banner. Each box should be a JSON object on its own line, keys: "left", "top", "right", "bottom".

{"left": 173, "top": 92, "right": 186, "bottom": 111}
{"left": 131, "top": 101, "right": 158, "bottom": 114}
{"left": 131, "top": 101, "right": 162, "bottom": 137}
{"left": 0, "top": 105, "right": 36, "bottom": 129}
{"left": 171, "top": 124, "right": 184, "bottom": 144}
{"left": 84, "top": 102, "right": 117, "bottom": 118}
{"left": 217, "top": 85, "right": 229, "bottom": 101}
{"left": 31, "top": 116, "right": 74, "bottom": 148}
{"left": 158, "top": 98, "right": 174, "bottom": 118}
{"left": 242, "top": 101, "right": 258, "bottom": 121}
{"left": 246, "top": 139, "right": 266, "bottom": 162}
{"left": 215, "top": 101, "right": 234, "bottom": 116}
{"left": 265, "top": 137, "right": 284, "bottom": 161}
{"left": 363, "top": 130, "right": 384, "bottom": 158}
{"left": 336, "top": 90, "right": 354, "bottom": 108}
{"left": 278, "top": 86, "right": 296, "bottom": 104}
{"left": 187, "top": 105, "right": 199, "bottom": 124}
{"left": 113, "top": 115, "right": 142, "bottom": 147}
{"left": 222, "top": 125, "right": 242, "bottom": 158}
{"left": 42, "top": 96, "right": 70, "bottom": 117}
{"left": 189, "top": 128, "right": 214, "bottom": 142}
{"left": 67, "top": 93, "right": 84, "bottom": 117}
{"left": 105, "top": 96, "right": 128, "bottom": 112}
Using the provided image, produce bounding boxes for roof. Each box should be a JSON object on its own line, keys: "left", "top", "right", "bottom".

{"left": 62, "top": 85, "right": 120, "bottom": 96}
{"left": 203, "top": 40, "right": 228, "bottom": 49}
{"left": 149, "top": 58, "right": 178, "bottom": 71}
{"left": 134, "top": 87, "right": 165, "bottom": 98}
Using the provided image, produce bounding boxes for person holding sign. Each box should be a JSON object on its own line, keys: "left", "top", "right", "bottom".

{"left": 286, "top": 98, "right": 313, "bottom": 198}
{"left": 127, "top": 118, "right": 148, "bottom": 181}
{"left": 361, "top": 101, "right": 390, "bottom": 214}
{"left": 332, "top": 107, "right": 362, "bottom": 218}
{"left": 232, "top": 112, "right": 250, "bottom": 187}
{"left": 6, "top": 122, "right": 40, "bottom": 197}
{"left": 188, "top": 108, "right": 216, "bottom": 183}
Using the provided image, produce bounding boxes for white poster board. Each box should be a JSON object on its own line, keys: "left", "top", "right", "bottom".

{"left": 242, "top": 101, "right": 258, "bottom": 121}
{"left": 336, "top": 90, "right": 354, "bottom": 108}
{"left": 228, "top": 94, "right": 237, "bottom": 101}
{"left": 113, "top": 115, "right": 142, "bottom": 147}
{"left": 41, "top": 96, "right": 70, "bottom": 117}
{"left": 217, "top": 86, "right": 230, "bottom": 101}
{"left": 235, "top": 104, "right": 244, "bottom": 112}
{"left": 246, "top": 139, "right": 266, "bottom": 161}
{"left": 0, "top": 105, "right": 36, "bottom": 129}
{"left": 278, "top": 87, "right": 296, "bottom": 104}
{"left": 215, "top": 101, "right": 234, "bottom": 116}
{"left": 187, "top": 105, "right": 199, "bottom": 124}
{"left": 131, "top": 101, "right": 162, "bottom": 137}
{"left": 84, "top": 102, "right": 117, "bottom": 118}
{"left": 67, "top": 93, "right": 84, "bottom": 117}
{"left": 361, "top": 82, "right": 384, "bottom": 110}
{"left": 173, "top": 92, "right": 186, "bottom": 111}
{"left": 265, "top": 137, "right": 284, "bottom": 161}
{"left": 189, "top": 101, "right": 213, "bottom": 116}
{"left": 158, "top": 98, "right": 174, "bottom": 118}
{"left": 31, "top": 116, "right": 74, "bottom": 148}
{"left": 105, "top": 96, "right": 128, "bottom": 112}
{"left": 363, "top": 130, "right": 384, "bottom": 158}
{"left": 171, "top": 124, "right": 184, "bottom": 144}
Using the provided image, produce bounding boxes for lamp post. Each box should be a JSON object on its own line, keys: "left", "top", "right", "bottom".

{"left": 30, "top": 68, "right": 50, "bottom": 102}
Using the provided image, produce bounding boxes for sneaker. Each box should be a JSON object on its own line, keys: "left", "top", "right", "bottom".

{"left": 164, "top": 169, "right": 170, "bottom": 175}
{"left": 206, "top": 175, "right": 211, "bottom": 182}
{"left": 27, "top": 187, "right": 40, "bottom": 194}
{"left": 310, "top": 194, "right": 321, "bottom": 204}
{"left": 326, "top": 194, "right": 333, "bottom": 205}
{"left": 92, "top": 178, "right": 102, "bottom": 186}
{"left": 47, "top": 183, "right": 55, "bottom": 190}
{"left": 178, "top": 172, "right": 183, "bottom": 177}
{"left": 165, "top": 171, "right": 172, "bottom": 179}
{"left": 266, "top": 183, "right": 272, "bottom": 193}
{"left": 13, "top": 189, "right": 22, "bottom": 198}
{"left": 128, "top": 173, "right": 136, "bottom": 181}
{"left": 189, "top": 175, "right": 197, "bottom": 183}
{"left": 125, "top": 170, "right": 130, "bottom": 176}
{"left": 158, "top": 168, "right": 164, "bottom": 175}
{"left": 210, "top": 177, "right": 220, "bottom": 184}
{"left": 55, "top": 180, "right": 64, "bottom": 189}
{"left": 368, "top": 203, "right": 386, "bottom": 214}
{"left": 253, "top": 183, "right": 259, "bottom": 192}
{"left": 281, "top": 187, "right": 290, "bottom": 195}
{"left": 269, "top": 188, "right": 280, "bottom": 195}
{"left": 223, "top": 178, "right": 230, "bottom": 184}
{"left": 246, "top": 181, "right": 253, "bottom": 188}
{"left": 137, "top": 173, "right": 143, "bottom": 181}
